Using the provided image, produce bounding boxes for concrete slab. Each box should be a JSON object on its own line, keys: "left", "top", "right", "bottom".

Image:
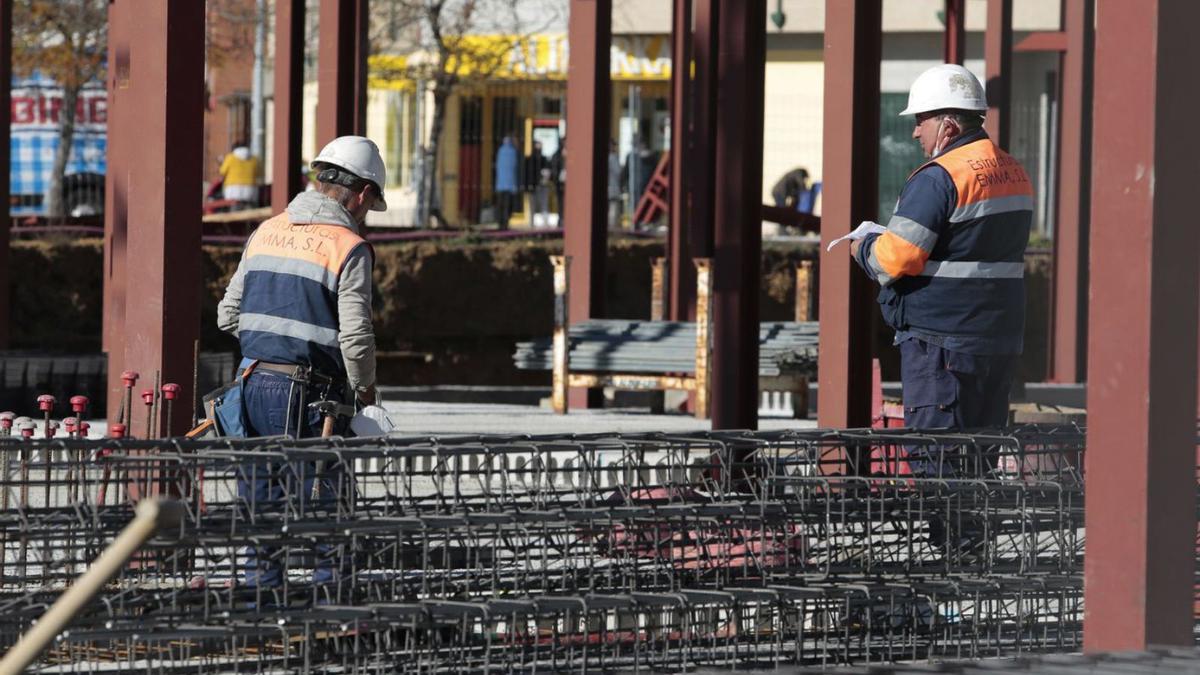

{"left": 380, "top": 400, "right": 818, "bottom": 436}
{"left": 44, "top": 403, "right": 816, "bottom": 441}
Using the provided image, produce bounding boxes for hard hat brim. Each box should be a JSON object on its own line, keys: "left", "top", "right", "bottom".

{"left": 898, "top": 103, "right": 988, "bottom": 117}
{"left": 370, "top": 196, "right": 388, "bottom": 212}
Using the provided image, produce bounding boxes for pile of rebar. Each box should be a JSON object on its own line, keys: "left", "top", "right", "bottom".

{"left": 0, "top": 426, "right": 1087, "bottom": 673}
{"left": 513, "top": 319, "right": 820, "bottom": 376}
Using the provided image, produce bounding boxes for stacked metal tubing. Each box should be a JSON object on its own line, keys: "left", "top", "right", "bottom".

{"left": 0, "top": 426, "right": 1086, "bottom": 672}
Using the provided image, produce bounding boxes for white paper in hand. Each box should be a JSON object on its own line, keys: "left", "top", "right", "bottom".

{"left": 826, "top": 221, "right": 887, "bottom": 252}
{"left": 350, "top": 405, "right": 395, "bottom": 437}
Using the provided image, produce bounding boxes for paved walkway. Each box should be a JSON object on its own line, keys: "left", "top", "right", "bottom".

{"left": 379, "top": 401, "right": 818, "bottom": 436}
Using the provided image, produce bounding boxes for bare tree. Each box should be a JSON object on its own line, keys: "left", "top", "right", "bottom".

{"left": 207, "top": 0, "right": 258, "bottom": 70}
{"left": 13, "top": 0, "right": 107, "bottom": 218}
{"left": 373, "top": 0, "right": 560, "bottom": 227}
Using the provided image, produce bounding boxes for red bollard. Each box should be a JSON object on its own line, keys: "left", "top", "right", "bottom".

{"left": 36, "top": 395, "right": 56, "bottom": 438}
{"left": 96, "top": 423, "right": 127, "bottom": 505}
{"left": 70, "top": 395, "right": 89, "bottom": 414}
{"left": 18, "top": 421, "right": 35, "bottom": 439}
{"left": 63, "top": 417, "right": 78, "bottom": 437}
{"left": 121, "top": 371, "right": 140, "bottom": 428}
{"left": 141, "top": 389, "right": 155, "bottom": 439}
{"left": 0, "top": 411, "right": 14, "bottom": 436}
{"left": 78, "top": 420, "right": 91, "bottom": 439}
{"left": 161, "top": 383, "right": 181, "bottom": 437}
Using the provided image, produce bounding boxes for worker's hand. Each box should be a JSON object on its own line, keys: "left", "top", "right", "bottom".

{"left": 357, "top": 385, "right": 376, "bottom": 406}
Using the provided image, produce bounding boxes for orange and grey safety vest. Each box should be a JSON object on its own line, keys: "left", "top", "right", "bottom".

{"left": 860, "top": 129, "right": 1033, "bottom": 354}
{"left": 237, "top": 213, "right": 370, "bottom": 377}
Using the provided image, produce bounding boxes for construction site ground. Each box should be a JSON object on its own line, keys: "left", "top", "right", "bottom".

{"left": 27, "top": 401, "right": 815, "bottom": 439}
{"left": 379, "top": 400, "right": 818, "bottom": 435}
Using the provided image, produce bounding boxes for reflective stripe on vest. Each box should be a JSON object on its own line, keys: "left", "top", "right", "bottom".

{"left": 243, "top": 214, "right": 365, "bottom": 283}
{"left": 238, "top": 213, "right": 366, "bottom": 374}
{"left": 910, "top": 138, "right": 1033, "bottom": 276}
{"left": 917, "top": 261, "right": 1024, "bottom": 279}
{"left": 916, "top": 139, "right": 1034, "bottom": 224}
{"left": 880, "top": 137, "right": 1032, "bottom": 348}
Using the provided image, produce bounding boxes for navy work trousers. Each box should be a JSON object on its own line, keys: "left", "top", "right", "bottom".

{"left": 237, "top": 370, "right": 350, "bottom": 589}
{"left": 900, "top": 338, "right": 1016, "bottom": 478}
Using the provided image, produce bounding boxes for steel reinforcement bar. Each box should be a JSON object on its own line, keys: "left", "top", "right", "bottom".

{"left": 0, "top": 426, "right": 1087, "bottom": 672}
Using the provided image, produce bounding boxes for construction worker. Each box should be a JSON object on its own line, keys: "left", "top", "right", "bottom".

{"left": 850, "top": 65, "right": 1032, "bottom": 472}
{"left": 216, "top": 135, "right": 384, "bottom": 594}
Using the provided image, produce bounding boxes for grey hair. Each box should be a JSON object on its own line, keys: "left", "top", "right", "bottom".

{"left": 937, "top": 109, "right": 985, "bottom": 130}
{"left": 316, "top": 181, "right": 365, "bottom": 209}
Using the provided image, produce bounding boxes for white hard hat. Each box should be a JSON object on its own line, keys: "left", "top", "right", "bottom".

{"left": 899, "top": 64, "right": 987, "bottom": 116}
{"left": 313, "top": 135, "right": 389, "bottom": 211}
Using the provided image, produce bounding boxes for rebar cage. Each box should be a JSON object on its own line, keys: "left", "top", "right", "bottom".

{"left": 0, "top": 425, "right": 1087, "bottom": 673}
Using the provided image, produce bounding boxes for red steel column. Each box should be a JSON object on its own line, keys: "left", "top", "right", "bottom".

{"left": 103, "top": 1, "right": 132, "bottom": 422}
{"left": 668, "top": 0, "right": 693, "bottom": 321}
{"left": 709, "top": 0, "right": 765, "bottom": 430}
{"left": 119, "top": 0, "right": 205, "bottom": 437}
{"left": 1084, "top": 0, "right": 1200, "bottom": 651}
{"left": 983, "top": 0, "right": 1012, "bottom": 148}
{"left": 1048, "top": 0, "right": 1092, "bottom": 383}
{"left": 317, "top": 0, "right": 360, "bottom": 145}
{"left": 689, "top": 0, "right": 717, "bottom": 263}
{"left": 272, "top": 0, "right": 306, "bottom": 212}
{"left": 352, "top": 0, "right": 370, "bottom": 136}
{"left": 563, "top": 0, "right": 611, "bottom": 409}
{"left": 818, "top": 0, "right": 880, "bottom": 428}
{"left": 944, "top": 0, "right": 966, "bottom": 65}
{"left": 0, "top": 0, "right": 10, "bottom": 348}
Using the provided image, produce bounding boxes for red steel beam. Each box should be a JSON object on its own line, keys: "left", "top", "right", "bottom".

{"left": 103, "top": 0, "right": 132, "bottom": 422}
{"left": 114, "top": 0, "right": 205, "bottom": 438}
{"left": 271, "top": 0, "right": 306, "bottom": 212}
{"left": 1048, "top": 0, "right": 1092, "bottom": 383}
{"left": 689, "top": 0, "right": 717, "bottom": 263}
{"left": 817, "top": 0, "right": 880, "bottom": 429}
{"left": 944, "top": 0, "right": 966, "bottom": 65}
{"left": 667, "top": 0, "right": 694, "bottom": 322}
{"left": 317, "top": 0, "right": 361, "bottom": 145}
{"left": 1014, "top": 30, "right": 1067, "bottom": 52}
{"left": 563, "top": 0, "right": 611, "bottom": 410}
{"left": 352, "top": 0, "right": 370, "bottom": 135}
{"left": 0, "top": 222, "right": 6, "bottom": 349}
{"left": 1084, "top": 0, "right": 1200, "bottom": 651}
{"left": 983, "top": 0, "right": 1012, "bottom": 148}
{"left": 0, "top": 0, "right": 10, "bottom": 349}
{"left": 709, "top": 0, "right": 765, "bottom": 431}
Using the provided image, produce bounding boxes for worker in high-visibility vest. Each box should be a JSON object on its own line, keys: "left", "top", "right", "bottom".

{"left": 850, "top": 64, "right": 1033, "bottom": 552}
{"left": 217, "top": 135, "right": 386, "bottom": 592}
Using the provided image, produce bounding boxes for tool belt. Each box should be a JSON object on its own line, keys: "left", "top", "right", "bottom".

{"left": 209, "top": 360, "right": 350, "bottom": 439}
{"left": 255, "top": 361, "right": 345, "bottom": 387}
